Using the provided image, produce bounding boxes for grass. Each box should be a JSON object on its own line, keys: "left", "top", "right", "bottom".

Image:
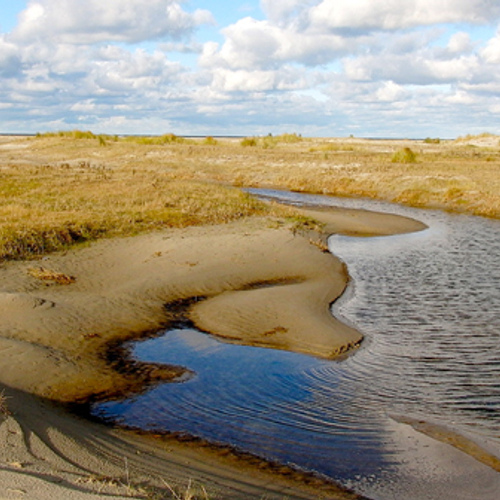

{"left": 159, "top": 479, "right": 209, "bottom": 500}
{"left": 0, "top": 390, "right": 10, "bottom": 416}
{"left": 0, "top": 140, "right": 292, "bottom": 260}
{"left": 1, "top": 132, "right": 500, "bottom": 260}
{"left": 27, "top": 266, "right": 76, "bottom": 284}
{"left": 391, "top": 147, "right": 417, "bottom": 163}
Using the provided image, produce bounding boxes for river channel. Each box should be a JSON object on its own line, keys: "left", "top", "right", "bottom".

{"left": 93, "top": 190, "right": 500, "bottom": 500}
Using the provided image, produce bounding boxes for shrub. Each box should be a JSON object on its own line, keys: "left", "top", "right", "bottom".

{"left": 159, "top": 133, "right": 184, "bottom": 145}
{"left": 240, "top": 137, "right": 257, "bottom": 147}
{"left": 203, "top": 136, "right": 218, "bottom": 146}
{"left": 391, "top": 147, "right": 417, "bottom": 163}
{"left": 277, "top": 133, "right": 302, "bottom": 143}
{"left": 71, "top": 130, "right": 96, "bottom": 140}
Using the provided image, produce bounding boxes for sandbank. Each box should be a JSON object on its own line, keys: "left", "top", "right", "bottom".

{"left": 0, "top": 205, "right": 425, "bottom": 499}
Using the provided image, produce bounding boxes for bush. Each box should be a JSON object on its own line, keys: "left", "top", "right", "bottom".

{"left": 240, "top": 137, "right": 257, "bottom": 147}
{"left": 277, "top": 133, "right": 302, "bottom": 143}
{"left": 203, "top": 136, "right": 218, "bottom": 146}
{"left": 391, "top": 147, "right": 417, "bottom": 163}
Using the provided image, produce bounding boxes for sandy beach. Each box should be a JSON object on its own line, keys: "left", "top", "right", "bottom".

{"left": 0, "top": 204, "right": 427, "bottom": 500}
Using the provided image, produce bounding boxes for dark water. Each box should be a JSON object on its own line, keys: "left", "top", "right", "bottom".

{"left": 94, "top": 190, "right": 500, "bottom": 500}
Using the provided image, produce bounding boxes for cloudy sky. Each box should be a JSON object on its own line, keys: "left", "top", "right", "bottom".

{"left": 1, "top": 0, "right": 500, "bottom": 137}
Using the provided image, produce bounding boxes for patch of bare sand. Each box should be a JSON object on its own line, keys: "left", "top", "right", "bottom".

{"left": 0, "top": 206, "right": 424, "bottom": 500}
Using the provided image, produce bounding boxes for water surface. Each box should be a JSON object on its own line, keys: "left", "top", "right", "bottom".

{"left": 95, "top": 190, "right": 500, "bottom": 499}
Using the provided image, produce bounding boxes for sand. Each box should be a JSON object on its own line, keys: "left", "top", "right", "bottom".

{"left": 0, "top": 204, "right": 426, "bottom": 500}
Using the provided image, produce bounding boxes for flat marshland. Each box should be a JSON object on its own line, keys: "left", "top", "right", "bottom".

{"left": 1, "top": 132, "right": 499, "bottom": 259}
{"left": 1, "top": 132, "right": 499, "bottom": 500}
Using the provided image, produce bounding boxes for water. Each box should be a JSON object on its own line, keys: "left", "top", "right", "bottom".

{"left": 94, "top": 190, "right": 500, "bottom": 499}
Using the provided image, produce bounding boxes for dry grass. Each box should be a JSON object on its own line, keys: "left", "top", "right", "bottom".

{"left": 0, "top": 390, "right": 10, "bottom": 416}
{"left": 1, "top": 132, "right": 499, "bottom": 260}
{"left": 0, "top": 136, "right": 295, "bottom": 260}
{"left": 27, "top": 266, "right": 76, "bottom": 284}
{"left": 159, "top": 479, "right": 210, "bottom": 500}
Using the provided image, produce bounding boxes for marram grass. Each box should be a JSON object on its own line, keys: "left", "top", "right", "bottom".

{"left": 2, "top": 132, "right": 500, "bottom": 259}
{"left": 0, "top": 158, "right": 279, "bottom": 260}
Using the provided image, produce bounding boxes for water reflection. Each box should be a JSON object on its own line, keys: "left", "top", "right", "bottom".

{"left": 94, "top": 190, "right": 500, "bottom": 499}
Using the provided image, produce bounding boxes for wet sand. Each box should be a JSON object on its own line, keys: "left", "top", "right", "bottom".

{"left": 0, "top": 206, "right": 426, "bottom": 500}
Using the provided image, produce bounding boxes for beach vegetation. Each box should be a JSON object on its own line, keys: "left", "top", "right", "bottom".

{"left": 0, "top": 170, "right": 276, "bottom": 260}
{"left": 0, "top": 390, "right": 10, "bottom": 416}
{"left": 240, "top": 137, "right": 258, "bottom": 147}
{"left": 391, "top": 147, "right": 417, "bottom": 163}
{"left": 124, "top": 133, "right": 187, "bottom": 146}
{"left": 159, "top": 479, "right": 210, "bottom": 500}
{"left": 308, "top": 237, "right": 330, "bottom": 252}
{"left": 203, "top": 136, "right": 218, "bottom": 146}
{"left": 455, "top": 132, "right": 496, "bottom": 142}
{"left": 2, "top": 132, "right": 500, "bottom": 260}
{"left": 37, "top": 130, "right": 98, "bottom": 140}
{"left": 27, "top": 266, "right": 76, "bottom": 284}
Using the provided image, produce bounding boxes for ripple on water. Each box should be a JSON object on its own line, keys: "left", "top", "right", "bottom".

{"left": 94, "top": 190, "right": 500, "bottom": 500}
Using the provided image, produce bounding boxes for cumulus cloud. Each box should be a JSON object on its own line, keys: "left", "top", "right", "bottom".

{"left": 481, "top": 30, "right": 500, "bottom": 63}
{"left": 13, "top": 0, "right": 213, "bottom": 44}
{"left": 306, "top": 0, "right": 500, "bottom": 32}
{"left": 0, "top": 36, "right": 21, "bottom": 77}
{"left": 211, "top": 66, "right": 310, "bottom": 92}
{"left": 447, "top": 32, "right": 473, "bottom": 54}
{"left": 343, "top": 51, "right": 479, "bottom": 85}
{"left": 375, "top": 81, "right": 407, "bottom": 102}
{"left": 3, "top": 0, "right": 500, "bottom": 136}
{"left": 260, "top": 0, "right": 315, "bottom": 24}
{"left": 200, "top": 16, "right": 356, "bottom": 71}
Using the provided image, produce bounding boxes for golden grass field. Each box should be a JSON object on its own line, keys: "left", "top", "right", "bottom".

{"left": 1, "top": 131, "right": 499, "bottom": 260}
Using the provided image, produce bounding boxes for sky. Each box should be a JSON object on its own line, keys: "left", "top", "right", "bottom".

{"left": 1, "top": 0, "right": 500, "bottom": 138}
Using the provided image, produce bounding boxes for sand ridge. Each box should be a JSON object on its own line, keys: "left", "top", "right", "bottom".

{"left": 0, "top": 205, "right": 425, "bottom": 499}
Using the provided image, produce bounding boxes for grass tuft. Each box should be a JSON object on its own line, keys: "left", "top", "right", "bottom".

{"left": 0, "top": 390, "right": 11, "bottom": 416}
{"left": 240, "top": 137, "right": 257, "bottom": 147}
{"left": 160, "top": 479, "right": 210, "bottom": 500}
{"left": 391, "top": 147, "right": 417, "bottom": 163}
{"left": 27, "top": 267, "right": 76, "bottom": 284}
{"left": 203, "top": 136, "right": 218, "bottom": 146}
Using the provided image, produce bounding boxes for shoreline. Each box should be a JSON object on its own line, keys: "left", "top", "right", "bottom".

{"left": 0, "top": 204, "right": 426, "bottom": 499}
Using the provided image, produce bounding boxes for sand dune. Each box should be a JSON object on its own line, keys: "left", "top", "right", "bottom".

{"left": 0, "top": 206, "right": 425, "bottom": 500}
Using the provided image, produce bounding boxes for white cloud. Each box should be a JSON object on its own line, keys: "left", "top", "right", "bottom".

{"left": 481, "top": 30, "right": 500, "bottom": 63}
{"left": 13, "top": 0, "right": 214, "bottom": 44}
{"left": 445, "top": 90, "right": 477, "bottom": 104}
{"left": 447, "top": 32, "right": 473, "bottom": 54}
{"left": 0, "top": 36, "right": 21, "bottom": 77}
{"left": 211, "top": 66, "right": 309, "bottom": 92}
{"left": 376, "top": 81, "right": 407, "bottom": 102}
{"left": 308, "top": 0, "right": 500, "bottom": 32}
{"left": 200, "top": 16, "right": 355, "bottom": 70}
{"left": 3, "top": 0, "right": 500, "bottom": 136}
{"left": 70, "top": 100, "right": 97, "bottom": 112}
{"left": 344, "top": 51, "right": 479, "bottom": 85}
{"left": 260, "top": 0, "right": 315, "bottom": 24}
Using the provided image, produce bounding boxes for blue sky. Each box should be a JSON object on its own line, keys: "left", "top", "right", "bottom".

{"left": 1, "top": 0, "right": 500, "bottom": 137}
